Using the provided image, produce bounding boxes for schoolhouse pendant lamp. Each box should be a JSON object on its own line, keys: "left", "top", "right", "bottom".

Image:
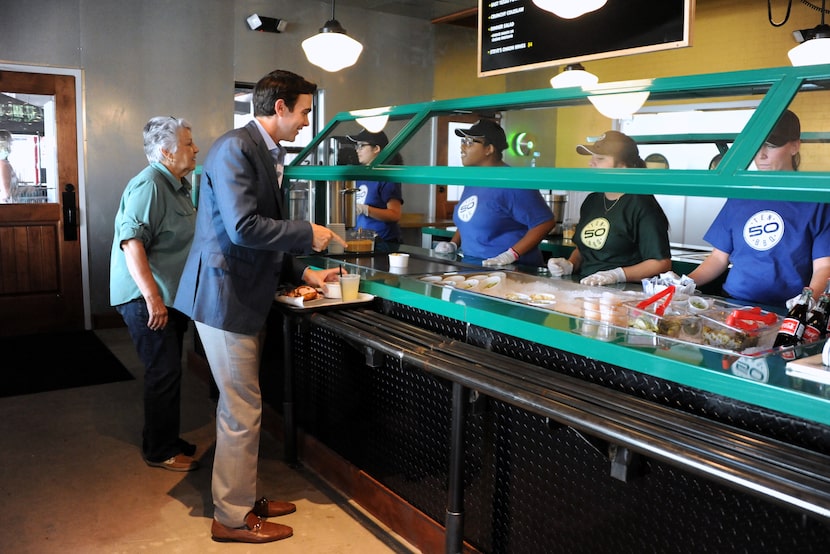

{"left": 532, "top": 0, "right": 608, "bottom": 19}
{"left": 351, "top": 107, "right": 391, "bottom": 133}
{"left": 587, "top": 91, "right": 650, "bottom": 120}
{"left": 302, "top": 0, "right": 363, "bottom": 72}
{"left": 550, "top": 63, "right": 599, "bottom": 88}
{"left": 788, "top": 0, "right": 830, "bottom": 65}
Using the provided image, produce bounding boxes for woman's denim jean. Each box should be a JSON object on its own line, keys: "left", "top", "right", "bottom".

{"left": 116, "top": 299, "right": 189, "bottom": 462}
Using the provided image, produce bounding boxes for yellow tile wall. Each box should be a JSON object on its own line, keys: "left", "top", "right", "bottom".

{"left": 434, "top": 0, "right": 826, "bottom": 170}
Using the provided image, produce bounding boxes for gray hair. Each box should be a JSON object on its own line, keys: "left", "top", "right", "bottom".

{"left": 0, "top": 129, "right": 12, "bottom": 150}
{"left": 143, "top": 116, "right": 191, "bottom": 163}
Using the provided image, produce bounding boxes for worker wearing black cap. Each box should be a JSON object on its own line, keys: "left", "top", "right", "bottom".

{"left": 689, "top": 110, "right": 830, "bottom": 308}
{"left": 434, "top": 119, "right": 555, "bottom": 267}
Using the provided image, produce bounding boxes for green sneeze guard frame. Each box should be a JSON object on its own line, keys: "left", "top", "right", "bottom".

{"left": 287, "top": 64, "right": 830, "bottom": 426}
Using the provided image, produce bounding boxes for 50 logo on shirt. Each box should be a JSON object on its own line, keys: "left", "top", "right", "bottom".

{"left": 581, "top": 217, "right": 610, "bottom": 250}
{"left": 457, "top": 195, "right": 477, "bottom": 222}
{"left": 742, "top": 210, "right": 784, "bottom": 251}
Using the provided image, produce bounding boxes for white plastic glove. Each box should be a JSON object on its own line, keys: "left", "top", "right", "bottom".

{"left": 483, "top": 248, "right": 519, "bottom": 267}
{"left": 355, "top": 203, "right": 369, "bottom": 216}
{"left": 785, "top": 293, "right": 816, "bottom": 311}
{"left": 580, "top": 267, "right": 626, "bottom": 286}
{"left": 547, "top": 257, "right": 573, "bottom": 277}
{"left": 434, "top": 241, "right": 458, "bottom": 254}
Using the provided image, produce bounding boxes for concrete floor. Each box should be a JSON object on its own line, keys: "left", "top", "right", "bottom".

{"left": 0, "top": 326, "right": 416, "bottom": 554}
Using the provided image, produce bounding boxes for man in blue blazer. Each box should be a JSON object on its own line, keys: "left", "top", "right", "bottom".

{"left": 175, "top": 69, "right": 345, "bottom": 544}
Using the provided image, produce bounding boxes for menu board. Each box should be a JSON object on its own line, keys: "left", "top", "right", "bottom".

{"left": 479, "top": 0, "right": 693, "bottom": 77}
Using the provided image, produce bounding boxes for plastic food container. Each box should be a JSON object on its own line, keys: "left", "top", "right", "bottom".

{"left": 626, "top": 292, "right": 780, "bottom": 352}
{"left": 625, "top": 300, "right": 695, "bottom": 339}
{"left": 345, "top": 228, "right": 377, "bottom": 253}
{"left": 624, "top": 286, "right": 703, "bottom": 343}
{"left": 699, "top": 304, "right": 780, "bottom": 351}
{"left": 388, "top": 252, "right": 409, "bottom": 268}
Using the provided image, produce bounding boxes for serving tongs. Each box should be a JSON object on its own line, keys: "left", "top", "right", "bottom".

{"left": 635, "top": 285, "right": 676, "bottom": 316}
{"left": 725, "top": 306, "right": 777, "bottom": 332}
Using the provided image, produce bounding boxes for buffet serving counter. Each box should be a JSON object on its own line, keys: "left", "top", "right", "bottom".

{"left": 264, "top": 245, "right": 830, "bottom": 554}
{"left": 270, "top": 64, "right": 830, "bottom": 553}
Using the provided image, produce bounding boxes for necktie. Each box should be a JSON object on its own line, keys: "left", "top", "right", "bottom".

{"left": 269, "top": 147, "right": 284, "bottom": 187}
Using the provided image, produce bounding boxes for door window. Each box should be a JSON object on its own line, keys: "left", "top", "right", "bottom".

{"left": 0, "top": 92, "right": 57, "bottom": 204}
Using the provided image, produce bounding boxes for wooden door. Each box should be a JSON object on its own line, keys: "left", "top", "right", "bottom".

{"left": 0, "top": 70, "right": 83, "bottom": 336}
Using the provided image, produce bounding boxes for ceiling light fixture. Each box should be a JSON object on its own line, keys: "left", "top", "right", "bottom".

{"left": 587, "top": 91, "right": 650, "bottom": 120}
{"left": 550, "top": 63, "right": 599, "bottom": 88}
{"left": 302, "top": 0, "right": 363, "bottom": 72}
{"left": 351, "top": 107, "right": 391, "bottom": 133}
{"left": 788, "top": 0, "right": 830, "bottom": 65}
{"left": 532, "top": 0, "right": 608, "bottom": 19}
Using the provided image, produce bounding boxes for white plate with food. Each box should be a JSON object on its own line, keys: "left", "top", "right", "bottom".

{"left": 528, "top": 292, "right": 556, "bottom": 307}
{"left": 275, "top": 285, "right": 374, "bottom": 309}
{"left": 476, "top": 275, "right": 502, "bottom": 291}
{"left": 457, "top": 278, "right": 479, "bottom": 290}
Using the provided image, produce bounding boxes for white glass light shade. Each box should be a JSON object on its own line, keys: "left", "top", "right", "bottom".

{"left": 550, "top": 68, "right": 599, "bottom": 88}
{"left": 788, "top": 38, "right": 830, "bottom": 66}
{"left": 350, "top": 107, "right": 391, "bottom": 133}
{"left": 302, "top": 31, "right": 363, "bottom": 72}
{"left": 532, "top": 0, "right": 608, "bottom": 19}
{"left": 587, "top": 92, "right": 650, "bottom": 120}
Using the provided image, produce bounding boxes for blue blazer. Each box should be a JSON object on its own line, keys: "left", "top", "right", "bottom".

{"left": 174, "top": 121, "right": 312, "bottom": 335}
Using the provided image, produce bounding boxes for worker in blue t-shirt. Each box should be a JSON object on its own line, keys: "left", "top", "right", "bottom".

{"left": 689, "top": 110, "right": 830, "bottom": 308}
{"left": 346, "top": 130, "right": 404, "bottom": 243}
{"left": 434, "top": 119, "right": 555, "bottom": 267}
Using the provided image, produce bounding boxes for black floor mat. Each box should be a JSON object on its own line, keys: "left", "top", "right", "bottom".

{"left": 0, "top": 331, "right": 134, "bottom": 397}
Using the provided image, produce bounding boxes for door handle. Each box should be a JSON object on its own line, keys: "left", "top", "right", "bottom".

{"left": 63, "top": 183, "right": 78, "bottom": 241}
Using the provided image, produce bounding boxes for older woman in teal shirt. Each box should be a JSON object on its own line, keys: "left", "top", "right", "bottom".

{"left": 110, "top": 116, "right": 200, "bottom": 472}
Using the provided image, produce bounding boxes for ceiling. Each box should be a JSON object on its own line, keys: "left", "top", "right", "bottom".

{"left": 333, "top": 0, "right": 478, "bottom": 22}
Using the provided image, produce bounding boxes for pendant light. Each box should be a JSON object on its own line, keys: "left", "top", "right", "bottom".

{"left": 351, "top": 107, "right": 391, "bottom": 133}
{"left": 550, "top": 63, "right": 599, "bottom": 88}
{"left": 532, "top": 0, "right": 608, "bottom": 19}
{"left": 788, "top": 0, "right": 830, "bottom": 66}
{"left": 587, "top": 92, "right": 650, "bottom": 120}
{"left": 302, "top": 0, "right": 363, "bottom": 72}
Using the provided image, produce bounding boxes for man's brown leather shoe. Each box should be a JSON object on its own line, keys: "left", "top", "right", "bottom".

{"left": 252, "top": 496, "right": 297, "bottom": 518}
{"left": 211, "top": 511, "right": 293, "bottom": 543}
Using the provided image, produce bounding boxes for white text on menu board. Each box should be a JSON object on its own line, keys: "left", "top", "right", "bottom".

{"left": 487, "top": 0, "right": 529, "bottom": 55}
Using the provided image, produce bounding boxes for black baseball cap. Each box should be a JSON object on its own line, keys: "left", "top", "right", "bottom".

{"left": 455, "top": 119, "right": 508, "bottom": 152}
{"left": 765, "top": 110, "right": 800, "bottom": 147}
{"left": 346, "top": 129, "right": 389, "bottom": 147}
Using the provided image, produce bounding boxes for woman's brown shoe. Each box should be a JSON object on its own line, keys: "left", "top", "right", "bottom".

{"left": 211, "top": 511, "right": 293, "bottom": 543}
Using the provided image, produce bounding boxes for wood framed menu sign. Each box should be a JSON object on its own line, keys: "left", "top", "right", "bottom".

{"left": 478, "top": 0, "right": 694, "bottom": 77}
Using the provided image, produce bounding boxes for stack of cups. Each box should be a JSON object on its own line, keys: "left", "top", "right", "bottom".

{"left": 597, "top": 292, "right": 626, "bottom": 342}
{"left": 582, "top": 297, "right": 600, "bottom": 337}
{"left": 327, "top": 223, "right": 346, "bottom": 254}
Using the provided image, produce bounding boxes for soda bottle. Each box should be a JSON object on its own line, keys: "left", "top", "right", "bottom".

{"left": 774, "top": 287, "right": 813, "bottom": 349}
{"left": 804, "top": 281, "right": 830, "bottom": 342}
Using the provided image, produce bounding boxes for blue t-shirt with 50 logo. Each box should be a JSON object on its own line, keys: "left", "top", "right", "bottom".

{"left": 704, "top": 199, "right": 830, "bottom": 306}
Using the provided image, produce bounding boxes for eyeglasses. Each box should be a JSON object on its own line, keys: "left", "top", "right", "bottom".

{"left": 355, "top": 142, "right": 373, "bottom": 150}
{"left": 460, "top": 137, "right": 485, "bottom": 147}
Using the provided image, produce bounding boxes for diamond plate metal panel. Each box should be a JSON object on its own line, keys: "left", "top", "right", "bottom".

{"left": 287, "top": 302, "right": 830, "bottom": 553}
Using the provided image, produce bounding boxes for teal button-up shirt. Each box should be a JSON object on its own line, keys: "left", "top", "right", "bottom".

{"left": 110, "top": 162, "right": 195, "bottom": 306}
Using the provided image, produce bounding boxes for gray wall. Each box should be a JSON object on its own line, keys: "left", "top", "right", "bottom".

{"left": 0, "top": 0, "right": 440, "bottom": 322}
